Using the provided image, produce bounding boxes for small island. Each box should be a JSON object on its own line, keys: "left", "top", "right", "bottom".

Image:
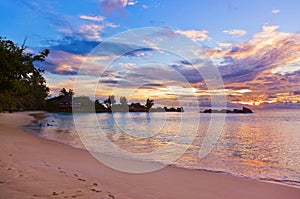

{"left": 48, "top": 89, "right": 184, "bottom": 113}
{"left": 200, "top": 107, "right": 253, "bottom": 114}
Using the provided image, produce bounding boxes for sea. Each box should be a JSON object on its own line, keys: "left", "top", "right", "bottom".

{"left": 23, "top": 108, "right": 300, "bottom": 187}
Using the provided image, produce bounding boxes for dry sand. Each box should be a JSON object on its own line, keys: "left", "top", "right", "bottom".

{"left": 0, "top": 112, "right": 299, "bottom": 199}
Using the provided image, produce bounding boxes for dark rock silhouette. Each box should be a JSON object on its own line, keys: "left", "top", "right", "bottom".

{"left": 163, "top": 107, "right": 184, "bottom": 112}
{"left": 201, "top": 107, "right": 253, "bottom": 114}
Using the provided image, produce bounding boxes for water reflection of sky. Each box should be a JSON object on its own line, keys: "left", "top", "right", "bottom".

{"left": 26, "top": 109, "right": 300, "bottom": 186}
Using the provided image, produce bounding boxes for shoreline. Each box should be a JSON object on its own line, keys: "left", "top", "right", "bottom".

{"left": 0, "top": 111, "right": 299, "bottom": 198}
{"left": 27, "top": 111, "right": 300, "bottom": 188}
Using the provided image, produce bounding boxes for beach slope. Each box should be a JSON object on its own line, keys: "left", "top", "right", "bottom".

{"left": 0, "top": 112, "right": 299, "bottom": 199}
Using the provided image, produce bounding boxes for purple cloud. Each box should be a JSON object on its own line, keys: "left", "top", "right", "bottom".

{"left": 101, "top": 0, "right": 127, "bottom": 14}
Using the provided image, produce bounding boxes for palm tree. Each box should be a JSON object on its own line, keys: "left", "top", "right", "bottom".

{"left": 59, "top": 88, "right": 68, "bottom": 96}
{"left": 145, "top": 98, "right": 154, "bottom": 110}
{"left": 104, "top": 95, "right": 116, "bottom": 109}
{"left": 120, "top": 96, "right": 128, "bottom": 105}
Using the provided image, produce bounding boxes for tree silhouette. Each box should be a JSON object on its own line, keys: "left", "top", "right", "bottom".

{"left": 59, "top": 88, "right": 68, "bottom": 96}
{"left": 0, "top": 36, "right": 49, "bottom": 111}
{"left": 95, "top": 99, "right": 107, "bottom": 112}
{"left": 145, "top": 98, "right": 154, "bottom": 110}
{"left": 59, "top": 88, "right": 74, "bottom": 97}
{"left": 120, "top": 96, "right": 128, "bottom": 105}
{"left": 104, "top": 95, "right": 116, "bottom": 109}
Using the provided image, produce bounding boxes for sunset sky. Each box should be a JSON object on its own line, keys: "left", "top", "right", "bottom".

{"left": 1, "top": 0, "right": 300, "bottom": 107}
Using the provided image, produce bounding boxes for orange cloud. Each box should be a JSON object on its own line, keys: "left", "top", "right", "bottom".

{"left": 45, "top": 50, "right": 118, "bottom": 76}
{"left": 207, "top": 25, "right": 299, "bottom": 61}
{"left": 205, "top": 25, "right": 300, "bottom": 106}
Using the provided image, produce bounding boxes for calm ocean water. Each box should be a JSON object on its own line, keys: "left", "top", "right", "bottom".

{"left": 25, "top": 109, "right": 300, "bottom": 187}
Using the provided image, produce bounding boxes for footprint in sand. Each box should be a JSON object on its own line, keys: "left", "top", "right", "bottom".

{"left": 73, "top": 173, "right": 86, "bottom": 182}
{"left": 58, "top": 167, "right": 67, "bottom": 174}
{"left": 90, "top": 188, "right": 101, "bottom": 193}
{"left": 52, "top": 191, "right": 59, "bottom": 196}
{"left": 18, "top": 170, "right": 24, "bottom": 177}
{"left": 108, "top": 193, "right": 116, "bottom": 199}
{"left": 91, "top": 182, "right": 101, "bottom": 192}
{"left": 42, "top": 161, "right": 51, "bottom": 167}
{"left": 5, "top": 166, "right": 24, "bottom": 178}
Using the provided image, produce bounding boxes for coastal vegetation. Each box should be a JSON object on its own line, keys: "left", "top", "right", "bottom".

{"left": 47, "top": 90, "right": 183, "bottom": 113}
{"left": 0, "top": 37, "right": 183, "bottom": 113}
{"left": 0, "top": 37, "right": 49, "bottom": 112}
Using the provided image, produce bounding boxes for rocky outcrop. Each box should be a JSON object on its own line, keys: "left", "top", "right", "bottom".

{"left": 201, "top": 107, "right": 253, "bottom": 114}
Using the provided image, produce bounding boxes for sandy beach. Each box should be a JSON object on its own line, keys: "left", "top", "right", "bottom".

{"left": 0, "top": 112, "right": 299, "bottom": 199}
